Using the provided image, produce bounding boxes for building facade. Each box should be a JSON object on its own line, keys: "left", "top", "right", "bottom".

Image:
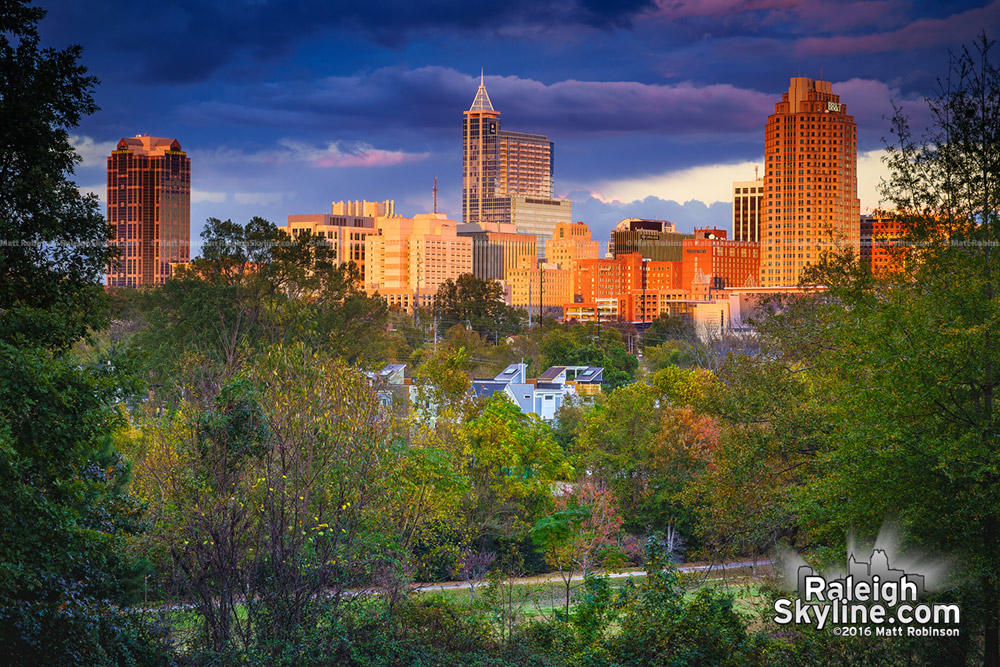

{"left": 284, "top": 213, "right": 378, "bottom": 276}
{"left": 761, "top": 77, "right": 860, "bottom": 287}
{"left": 511, "top": 195, "right": 573, "bottom": 259}
{"left": 732, "top": 177, "right": 763, "bottom": 243}
{"left": 106, "top": 136, "right": 190, "bottom": 287}
{"left": 680, "top": 228, "right": 761, "bottom": 293}
{"left": 546, "top": 221, "right": 599, "bottom": 270}
{"left": 458, "top": 222, "right": 537, "bottom": 281}
{"left": 364, "top": 213, "right": 473, "bottom": 312}
{"left": 507, "top": 260, "right": 572, "bottom": 314}
{"left": 861, "top": 212, "right": 907, "bottom": 277}
{"left": 331, "top": 199, "right": 394, "bottom": 218}
{"left": 499, "top": 131, "right": 553, "bottom": 199}
{"left": 609, "top": 218, "right": 691, "bottom": 262}
{"left": 462, "top": 74, "right": 505, "bottom": 226}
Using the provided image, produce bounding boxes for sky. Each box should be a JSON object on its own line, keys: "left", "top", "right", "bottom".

{"left": 41, "top": 0, "right": 1000, "bottom": 254}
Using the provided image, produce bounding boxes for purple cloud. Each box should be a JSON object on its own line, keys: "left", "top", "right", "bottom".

{"left": 796, "top": 1, "right": 1000, "bottom": 56}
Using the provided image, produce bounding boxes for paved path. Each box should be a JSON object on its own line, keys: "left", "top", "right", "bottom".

{"left": 414, "top": 558, "right": 771, "bottom": 593}
{"left": 151, "top": 559, "right": 770, "bottom": 611}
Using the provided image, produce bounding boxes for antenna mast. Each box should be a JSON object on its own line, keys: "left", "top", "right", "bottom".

{"left": 433, "top": 177, "right": 438, "bottom": 214}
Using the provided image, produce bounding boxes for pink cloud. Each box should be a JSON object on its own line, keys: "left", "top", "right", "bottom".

{"left": 313, "top": 147, "right": 430, "bottom": 168}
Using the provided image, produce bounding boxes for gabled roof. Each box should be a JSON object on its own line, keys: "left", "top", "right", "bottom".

{"left": 471, "top": 381, "right": 508, "bottom": 400}
{"left": 574, "top": 367, "right": 604, "bottom": 384}
{"left": 469, "top": 70, "right": 495, "bottom": 112}
{"left": 537, "top": 366, "right": 567, "bottom": 383}
{"left": 494, "top": 363, "right": 525, "bottom": 383}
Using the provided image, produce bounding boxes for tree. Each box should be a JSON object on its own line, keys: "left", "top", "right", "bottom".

{"left": 540, "top": 324, "right": 638, "bottom": 389}
{"left": 434, "top": 273, "right": 525, "bottom": 342}
{"left": 728, "top": 36, "right": 1000, "bottom": 664}
{"left": 459, "top": 395, "right": 572, "bottom": 540}
{"left": 531, "top": 481, "right": 628, "bottom": 619}
{"left": 0, "top": 2, "right": 166, "bottom": 662}
{"left": 129, "top": 344, "right": 402, "bottom": 654}
{"left": 641, "top": 313, "right": 695, "bottom": 349}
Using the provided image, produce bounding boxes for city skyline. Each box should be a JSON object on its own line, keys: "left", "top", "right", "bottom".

{"left": 46, "top": 0, "right": 996, "bottom": 255}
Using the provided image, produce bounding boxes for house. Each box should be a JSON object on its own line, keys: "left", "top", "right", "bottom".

{"left": 470, "top": 363, "right": 604, "bottom": 421}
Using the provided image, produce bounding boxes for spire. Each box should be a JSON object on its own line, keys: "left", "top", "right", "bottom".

{"left": 469, "top": 69, "right": 494, "bottom": 112}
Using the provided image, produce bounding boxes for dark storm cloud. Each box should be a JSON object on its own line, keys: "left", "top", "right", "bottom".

{"left": 177, "top": 67, "right": 775, "bottom": 141}
{"left": 41, "top": 0, "right": 655, "bottom": 83}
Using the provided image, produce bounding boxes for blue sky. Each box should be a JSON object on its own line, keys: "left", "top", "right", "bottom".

{"left": 43, "top": 0, "right": 999, "bottom": 254}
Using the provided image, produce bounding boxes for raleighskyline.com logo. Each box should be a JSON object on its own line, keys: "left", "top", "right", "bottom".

{"left": 773, "top": 547, "right": 960, "bottom": 637}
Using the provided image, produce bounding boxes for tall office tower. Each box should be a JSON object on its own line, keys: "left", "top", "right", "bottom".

{"left": 462, "top": 73, "right": 571, "bottom": 255}
{"left": 462, "top": 73, "right": 505, "bottom": 226}
{"left": 761, "top": 77, "right": 860, "bottom": 287}
{"left": 732, "top": 175, "right": 763, "bottom": 242}
{"left": 106, "top": 136, "right": 190, "bottom": 287}
{"left": 499, "top": 131, "right": 553, "bottom": 198}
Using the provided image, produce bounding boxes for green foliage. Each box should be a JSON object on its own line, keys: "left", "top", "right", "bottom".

{"left": 641, "top": 314, "right": 695, "bottom": 349}
{"left": 460, "top": 395, "right": 572, "bottom": 539}
{"left": 0, "top": 2, "right": 165, "bottom": 662}
{"left": 434, "top": 273, "right": 526, "bottom": 342}
{"left": 540, "top": 325, "right": 638, "bottom": 390}
{"left": 0, "top": 0, "right": 111, "bottom": 351}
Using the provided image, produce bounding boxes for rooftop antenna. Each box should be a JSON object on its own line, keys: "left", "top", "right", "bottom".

{"left": 481, "top": 68, "right": 484, "bottom": 86}
{"left": 755, "top": 165, "right": 759, "bottom": 180}
{"left": 433, "top": 177, "right": 438, "bottom": 214}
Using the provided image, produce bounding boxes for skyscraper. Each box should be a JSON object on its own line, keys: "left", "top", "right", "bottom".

{"left": 462, "top": 74, "right": 504, "bottom": 226}
{"left": 461, "top": 73, "right": 570, "bottom": 258}
{"left": 106, "top": 136, "right": 190, "bottom": 287}
{"left": 761, "top": 77, "right": 860, "bottom": 287}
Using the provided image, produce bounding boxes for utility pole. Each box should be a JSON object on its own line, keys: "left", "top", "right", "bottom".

{"left": 539, "top": 261, "right": 544, "bottom": 325}
{"left": 415, "top": 252, "right": 421, "bottom": 327}
{"left": 528, "top": 272, "right": 532, "bottom": 328}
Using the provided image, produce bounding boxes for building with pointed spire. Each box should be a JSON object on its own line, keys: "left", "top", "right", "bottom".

{"left": 461, "top": 72, "right": 571, "bottom": 259}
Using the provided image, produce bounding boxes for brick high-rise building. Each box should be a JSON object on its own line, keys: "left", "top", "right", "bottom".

{"left": 761, "top": 77, "right": 860, "bottom": 286}
{"left": 106, "top": 136, "right": 190, "bottom": 287}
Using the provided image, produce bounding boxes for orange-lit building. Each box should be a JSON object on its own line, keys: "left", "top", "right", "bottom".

{"left": 861, "top": 212, "right": 907, "bottom": 277}
{"left": 572, "top": 253, "right": 644, "bottom": 303}
{"left": 106, "top": 135, "right": 190, "bottom": 287}
{"left": 546, "top": 221, "right": 599, "bottom": 270}
{"left": 284, "top": 212, "right": 379, "bottom": 276}
{"left": 680, "top": 228, "right": 760, "bottom": 292}
{"left": 457, "top": 222, "right": 537, "bottom": 281}
{"left": 508, "top": 258, "right": 572, "bottom": 314}
{"left": 364, "top": 213, "right": 473, "bottom": 312}
{"left": 762, "top": 77, "right": 860, "bottom": 286}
